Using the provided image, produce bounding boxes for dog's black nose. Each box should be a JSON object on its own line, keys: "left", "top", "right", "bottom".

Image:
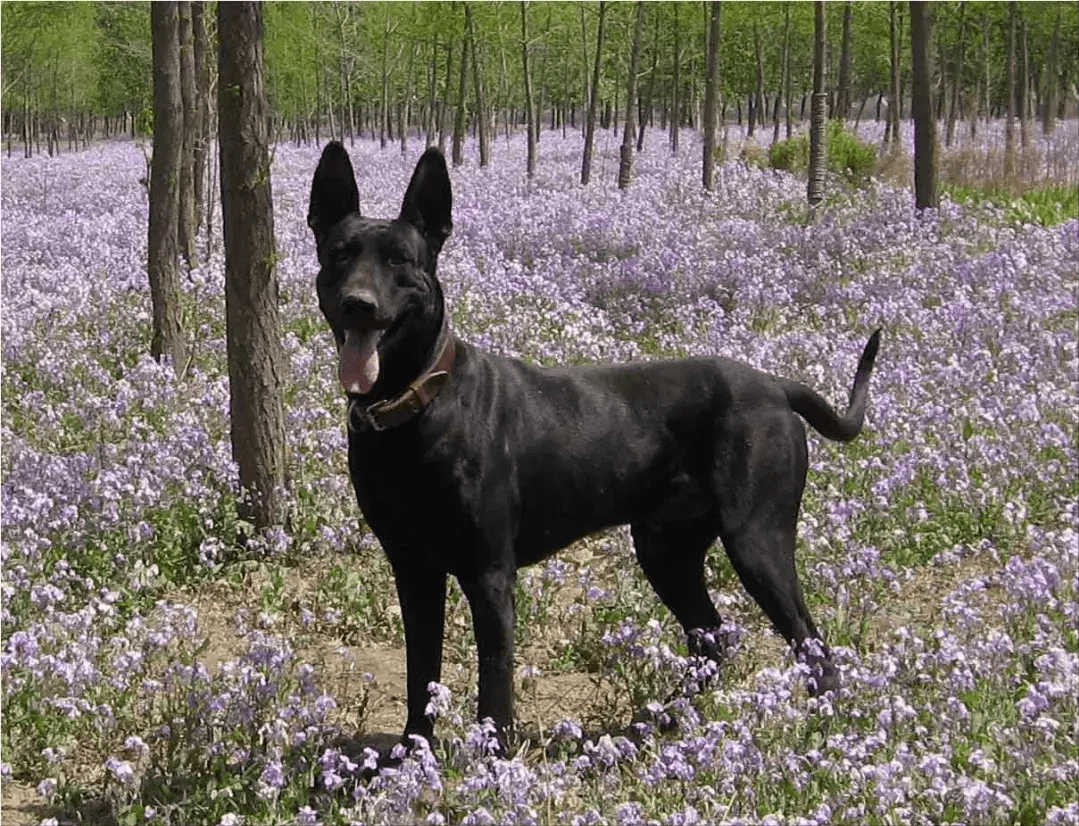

{"left": 342, "top": 292, "right": 379, "bottom": 321}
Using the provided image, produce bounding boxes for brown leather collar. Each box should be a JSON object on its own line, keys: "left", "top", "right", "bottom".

{"left": 348, "top": 317, "right": 456, "bottom": 432}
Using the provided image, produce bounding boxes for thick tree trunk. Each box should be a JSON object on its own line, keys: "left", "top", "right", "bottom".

{"left": 807, "top": 1, "right": 828, "bottom": 211}
{"left": 218, "top": 1, "right": 287, "bottom": 530}
{"left": 617, "top": 2, "right": 645, "bottom": 190}
{"left": 910, "top": 0, "right": 937, "bottom": 210}
{"left": 465, "top": 3, "right": 489, "bottom": 167}
{"left": 581, "top": 1, "right": 606, "bottom": 185}
{"left": 178, "top": 1, "right": 198, "bottom": 266}
{"left": 521, "top": 1, "right": 536, "bottom": 177}
{"left": 148, "top": 1, "right": 187, "bottom": 374}
{"left": 702, "top": 1, "right": 720, "bottom": 191}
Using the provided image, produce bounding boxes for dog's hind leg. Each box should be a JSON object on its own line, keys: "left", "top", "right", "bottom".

{"left": 631, "top": 518, "right": 727, "bottom": 660}
{"left": 718, "top": 522, "right": 839, "bottom": 695}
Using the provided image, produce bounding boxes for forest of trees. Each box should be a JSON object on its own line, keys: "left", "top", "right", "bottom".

{"left": 3, "top": 1, "right": 1077, "bottom": 160}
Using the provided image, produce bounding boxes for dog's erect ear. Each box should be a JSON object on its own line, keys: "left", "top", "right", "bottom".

{"left": 308, "top": 142, "right": 360, "bottom": 245}
{"left": 399, "top": 148, "right": 453, "bottom": 254}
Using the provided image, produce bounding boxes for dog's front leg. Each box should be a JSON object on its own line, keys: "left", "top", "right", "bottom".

{"left": 459, "top": 566, "right": 517, "bottom": 743}
{"left": 393, "top": 564, "right": 448, "bottom": 744}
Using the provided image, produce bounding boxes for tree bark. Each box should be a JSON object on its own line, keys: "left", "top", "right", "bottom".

{"left": 775, "top": 4, "right": 791, "bottom": 144}
{"left": 521, "top": 1, "right": 536, "bottom": 177}
{"left": 1042, "top": 8, "right": 1060, "bottom": 135}
{"left": 835, "top": 1, "right": 853, "bottom": 121}
{"left": 452, "top": 35, "right": 468, "bottom": 167}
{"left": 1004, "top": 1, "right": 1016, "bottom": 179}
{"left": 946, "top": 4, "right": 965, "bottom": 148}
{"left": 807, "top": 1, "right": 828, "bottom": 211}
{"left": 178, "top": 1, "right": 198, "bottom": 266}
{"left": 1019, "top": 10, "right": 1029, "bottom": 150}
{"left": 581, "top": 0, "right": 606, "bottom": 185}
{"left": 218, "top": 1, "right": 287, "bottom": 530}
{"left": 465, "top": 3, "right": 489, "bottom": 167}
{"left": 617, "top": 2, "right": 645, "bottom": 190}
{"left": 888, "top": 1, "right": 901, "bottom": 145}
{"left": 148, "top": 1, "right": 187, "bottom": 373}
{"left": 637, "top": 5, "right": 659, "bottom": 153}
{"left": 192, "top": 2, "right": 212, "bottom": 235}
{"left": 669, "top": 3, "right": 680, "bottom": 153}
{"left": 910, "top": 0, "right": 937, "bottom": 210}
{"left": 702, "top": 1, "right": 720, "bottom": 191}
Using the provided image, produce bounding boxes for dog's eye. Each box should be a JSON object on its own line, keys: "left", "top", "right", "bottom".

{"left": 388, "top": 253, "right": 409, "bottom": 268}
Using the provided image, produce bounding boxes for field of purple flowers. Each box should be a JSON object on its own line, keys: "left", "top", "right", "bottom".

{"left": 2, "top": 124, "right": 1077, "bottom": 826}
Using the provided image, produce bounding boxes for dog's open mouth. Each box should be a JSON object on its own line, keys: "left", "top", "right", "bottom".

{"left": 339, "top": 328, "right": 382, "bottom": 394}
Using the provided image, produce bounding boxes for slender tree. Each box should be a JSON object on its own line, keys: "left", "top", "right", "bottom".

{"left": 218, "top": 0, "right": 287, "bottom": 529}
{"left": 191, "top": 2, "right": 212, "bottom": 234}
{"left": 617, "top": 2, "right": 645, "bottom": 190}
{"left": 669, "top": 3, "right": 680, "bottom": 154}
{"left": 702, "top": 1, "right": 720, "bottom": 192}
{"left": 465, "top": 3, "right": 489, "bottom": 167}
{"left": 946, "top": 4, "right": 966, "bottom": 148}
{"left": 177, "top": 1, "right": 198, "bottom": 265}
{"left": 910, "top": 0, "right": 937, "bottom": 210}
{"left": 1043, "top": 8, "right": 1061, "bottom": 135}
{"left": 521, "top": 1, "right": 536, "bottom": 177}
{"left": 887, "top": 1, "right": 902, "bottom": 146}
{"left": 807, "top": 1, "right": 828, "bottom": 211}
{"left": 452, "top": 36, "right": 468, "bottom": 167}
{"left": 148, "top": 1, "right": 187, "bottom": 373}
{"left": 835, "top": 1, "right": 853, "bottom": 121}
{"left": 1004, "top": 1, "right": 1016, "bottom": 179}
{"left": 581, "top": 1, "right": 606, "bottom": 185}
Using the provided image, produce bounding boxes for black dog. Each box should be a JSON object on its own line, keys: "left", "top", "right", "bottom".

{"left": 308, "top": 142, "right": 880, "bottom": 748}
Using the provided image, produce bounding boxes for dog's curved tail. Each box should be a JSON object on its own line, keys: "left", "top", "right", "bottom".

{"left": 780, "top": 329, "right": 881, "bottom": 443}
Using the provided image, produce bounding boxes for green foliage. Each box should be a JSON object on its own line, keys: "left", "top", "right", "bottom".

{"left": 769, "top": 121, "right": 877, "bottom": 181}
{"left": 943, "top": 183, "right": 1079, "bottom": 227}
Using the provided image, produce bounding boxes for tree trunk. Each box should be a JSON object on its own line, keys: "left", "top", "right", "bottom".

{"left": 835, "top": 1, "right": 853, "bottom": 121}
{"left": 637, "top": 5, "right": 659, "bottom": 153}
{"left": 178, "top": 1, "right": 198, "bottom": 266}
{"left": 465, "top": 3, "right": 489, "bottom": 167}
{"left": 748, "top": 21, "right": 761, "bottom": 137}
{"left": 192, "top": 2, "right": 212, "bottom": 235}
{"left": 580, "top": 4, "right": 590, "bottom": 138}
{"left": 521, "top": 1, "right": 537, "bottom": 177}
{"left": 669, "top": 3, "right": 680, "bottom": 153}
{"left": 218, "top": 1, "right": 287, "bottom": 530}
{"left": 439, "top": 38, "right": 453, "bottom": 152}
{"left": 1019, "top": 11, "right": 1029, "bottom": 150}
{"left": 1004, "top": 1, "right": 1016, "bottom": 179}
{"left": 148, "top": 1, "right": 187, "bottom": 374}
{"left": 888, "top": 1, "right": 901, "bottom": 145}
{"left": 617, "top": 2, "right": 645, "bottom": 190}
{"left": 1042, "top": 9, "right": 1060, "bottom": 135}
{"left": 702, "top": 1, "right": 721, "bottom": 191}
{"left": 753, "top": 17, "right": 765, "bottom": 136}
{"left": 581, "top": 0, "right": 606, "bottom": 185}
{"left": 775, "top": 4, "right": 791, "bottom": 144}
{"left": 910, "top": 0, "right": 937, "bottom": 210}
{"left": 380, "top": 11, "right": 391, "bottom": 150}
{"left": 946, "top": 4, "right": 965, "bottom": 148}
{"left": 807, "top": 1, "right": 828, "bottom": 211}
{"left": 452, "top": 37, "right": 468, "bottom": 167}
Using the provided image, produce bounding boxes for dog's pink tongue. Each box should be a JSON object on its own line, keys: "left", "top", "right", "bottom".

{"left": 339, "top": 330, "right": 380, "bottom": 394}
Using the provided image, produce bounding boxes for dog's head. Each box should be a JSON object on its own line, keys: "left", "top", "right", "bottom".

{"left": 308, "top": 142, "right": 453, "bottom": 396}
